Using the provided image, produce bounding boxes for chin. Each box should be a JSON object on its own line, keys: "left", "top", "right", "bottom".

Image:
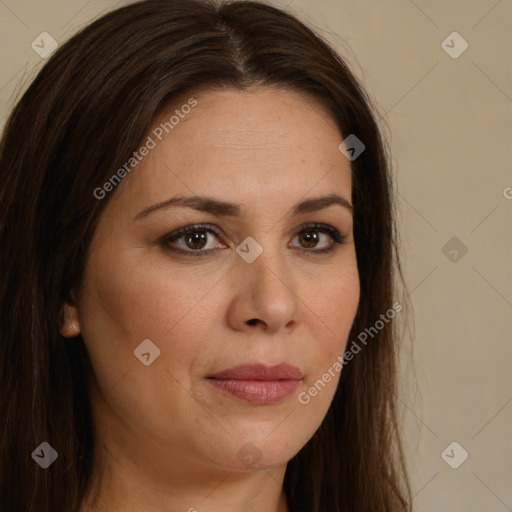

{"left": 206, "top": 433, "right": 304, "bottom": 472}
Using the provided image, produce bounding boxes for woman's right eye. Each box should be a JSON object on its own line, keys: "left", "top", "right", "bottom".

{"left": 161, "top": 224, "right": 227, "bottom": 256}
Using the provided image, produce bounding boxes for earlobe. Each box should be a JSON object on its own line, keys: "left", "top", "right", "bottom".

{"left": 60, "top": 301, "right": 81, "bottom": 338}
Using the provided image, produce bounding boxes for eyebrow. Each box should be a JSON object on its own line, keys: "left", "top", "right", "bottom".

{"left": 134, "top": 193, "right": 353, "bottom": 221}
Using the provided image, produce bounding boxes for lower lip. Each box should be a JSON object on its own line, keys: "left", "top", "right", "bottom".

{"left": 206, "top": 378, "right": 302, "bottom": 404}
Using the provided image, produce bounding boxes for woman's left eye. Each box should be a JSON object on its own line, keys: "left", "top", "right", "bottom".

{"left": 161, "top": 223, "right": 346, "bottom": 256}
{"left": 290, "top": 224, "right": 346, "bottom": 253}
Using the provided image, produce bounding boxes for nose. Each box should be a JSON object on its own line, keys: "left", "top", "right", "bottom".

{"left": 226, "top": 248, "right": 302, "bottom": 333}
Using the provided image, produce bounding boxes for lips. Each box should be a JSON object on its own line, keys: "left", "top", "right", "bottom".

{"left": 206, "top": 363, "right": 303, "bottom": 404}
{"left": 208, "top": 363, "right": 303, "bottom": 380}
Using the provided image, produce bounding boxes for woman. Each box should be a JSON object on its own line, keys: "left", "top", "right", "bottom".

{"left": 0, "top": 0, "right": 412, "bottom": 510}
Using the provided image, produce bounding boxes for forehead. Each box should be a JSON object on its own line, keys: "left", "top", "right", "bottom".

{"left": 105, "top": 87, "right": 352, "bottom": 220}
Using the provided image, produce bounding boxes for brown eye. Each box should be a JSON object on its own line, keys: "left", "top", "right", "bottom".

{"left": 298, "top": 230, "right": 320, "bottom": 248}
{"left": 291, "top": 224, "right": 347, "bottom": 254}
{"left": 183, "top": 231, "right": 208, "bottom": 250}
{"left": 162, "top": 224, "right": 225, "bottom": 256}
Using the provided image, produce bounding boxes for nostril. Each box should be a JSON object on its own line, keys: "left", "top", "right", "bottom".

{"left": 247, "top": 318, "right": 259, "bottom": 326}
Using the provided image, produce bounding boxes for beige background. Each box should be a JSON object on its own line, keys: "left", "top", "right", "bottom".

{"left": 1, "top": 1, "right": 511, "bottom": 510}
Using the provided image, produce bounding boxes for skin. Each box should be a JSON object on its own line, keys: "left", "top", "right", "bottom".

{"left": 63, "top": 86, "right": 360, "bottom": 512}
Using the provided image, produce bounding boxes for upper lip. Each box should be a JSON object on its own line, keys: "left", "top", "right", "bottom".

{"left": 207, "top": 363, "right": 303, "bottom": 380}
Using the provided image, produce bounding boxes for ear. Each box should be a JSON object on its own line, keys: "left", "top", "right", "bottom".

{"left": 60, "top": 295, "right": 81, "bottom": 338}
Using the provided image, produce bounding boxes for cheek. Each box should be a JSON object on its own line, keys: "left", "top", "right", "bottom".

{"left": 78, "top": 252, "right": 228, "bottom": 389}
{"left": 303, "top": 263, "right": 360, "bottom": 384}
{"left": 291, "top": 269, "right": 359, "bottom": 446}
{"left": 310, "top": 262, "right": 360, "bottom": 338}
{"left": 84, "top": 252, "right": 224, "bottom": 340}
{"left": 332, "top": 273, "right": 360, "bottom": 343}
{"left": 326, "top": 267, "right": 359, "bottom": 313}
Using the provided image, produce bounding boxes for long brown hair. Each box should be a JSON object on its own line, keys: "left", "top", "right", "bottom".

{"left": 0, "top": 0, "right": 412, "bottom": 510}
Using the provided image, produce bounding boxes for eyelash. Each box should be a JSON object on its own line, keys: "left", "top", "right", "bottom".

{"left": 160, "top": 223, "right": 347, "bottom": 257}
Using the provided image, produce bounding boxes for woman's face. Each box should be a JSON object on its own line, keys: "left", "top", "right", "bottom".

{"left": 70, "top": 87, "right": 360, "bottom": 478}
